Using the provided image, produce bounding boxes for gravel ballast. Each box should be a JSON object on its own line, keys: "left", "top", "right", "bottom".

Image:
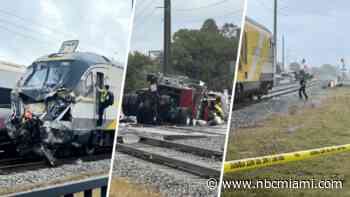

{"left": 112, "top": 124, "right": 227, "bottom": 196}
{"left": 0, "top": 159, "right": 111, "bottom": 195}
{"left": 112, "top": 153, "right": 218, "bottom": 197}
{"left": 231, "top": 82, "right": 329, "bottom": 129}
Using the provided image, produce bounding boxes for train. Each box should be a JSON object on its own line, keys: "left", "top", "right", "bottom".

{"left": 0, "top": 62, "right": 25, "bottom": 151}
{"left": 4, "top": 40, "right": 124, "bottom": 165}
{"left": 0, "top": 61, "right": 25, "bottom": 127}
{"left": 0, "top": 61, "right": 25, "bottom": 108}
{"left": 234, "top": 17, "right": 274, "bottom": 101}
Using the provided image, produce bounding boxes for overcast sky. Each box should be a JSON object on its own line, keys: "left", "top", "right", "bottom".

{"left": 131, "top": 0, "right": 245, "bottom": 53}
{"left": 247, "top": 0, "right": 350, "bottom": 68}
{"left": 0, "top": 0, "right": 133, "bottom": 66}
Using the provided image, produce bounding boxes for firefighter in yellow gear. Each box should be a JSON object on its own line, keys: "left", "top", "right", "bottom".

{"left": 208, "top": 97, "right": 224, "bottom": 125}
{"left": 97, "top": 85, "right": 110, "bottom": 126}
{"left": 214, "top": 97, "right": 224, "bottom": 120}
{"left": 100, "top": 87, "right": 108, "bottom": 103}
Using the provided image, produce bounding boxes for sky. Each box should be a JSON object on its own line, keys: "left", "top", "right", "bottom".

{"left": 131, "top": 0, "right": 245, "bottom": 53}
{"left": 247, "top": 0, "right": 350, "bottom": 68}
{"left": 0, "top": 0, "right": 133, "bottom": 66}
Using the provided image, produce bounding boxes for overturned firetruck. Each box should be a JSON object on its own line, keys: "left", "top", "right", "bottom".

{"left": 122, "top": 73, "right": 226, "bottom": 125}
{"left": 5, "top": 40, "right": 123, "bottom": 165}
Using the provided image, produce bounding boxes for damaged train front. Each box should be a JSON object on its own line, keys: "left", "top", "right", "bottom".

{"left": 5, "top": 60, "right": 75, "bottom": 165}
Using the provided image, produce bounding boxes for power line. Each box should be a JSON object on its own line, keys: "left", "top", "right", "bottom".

{"left": 0, "top": 8, "right": 74, "bottom": 38}
{"left": 0, "top": 24, "right": 55, "bottom": 48}
{"left": 135, "top": 0, "right": 151, "bottom": 10}
{"left": 135, "top": 0, "right": 159, "bottom": 20}
{"left": 133, "top": 0, "right": 243, "bottom": 38}
{"left": 174, "top": 0, "right": 229, "bottom": 11}
{"left": 174, "top": 8, "right": 243, "bottom": 23}
{"left": 0, "top": 8, "right": 104, "bottom": 51}
{"left": 134, "top": 7, "right": 160, "bottom": 27}
{"left": 256, "top": 0, "right": 273, "bottom": 11}
{"left": 0, "top": 18, "right": 64, "bottom": 43}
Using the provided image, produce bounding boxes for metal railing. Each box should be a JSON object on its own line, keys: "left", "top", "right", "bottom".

{"left": 5, "top": 176, "right": 108, "bottom": 197}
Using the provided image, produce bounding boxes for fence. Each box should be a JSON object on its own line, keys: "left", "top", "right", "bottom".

{"left": 5, "top": 176, "right": 108, "bottom": 197}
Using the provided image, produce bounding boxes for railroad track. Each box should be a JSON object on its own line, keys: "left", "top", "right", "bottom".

{"left": 265, "top": 80, "right": 320, "bottom": 99}
{"left": 116, "top": 135, "right": 222, "bottom": 178}
{"left": 234, "top": 80, "right": 321, "bottom": 110}
{"left": 0, "top": 159, "right": 46, "bottom": 173}
{"left": 0, "top": 152, "right": 111, "bottom": 174}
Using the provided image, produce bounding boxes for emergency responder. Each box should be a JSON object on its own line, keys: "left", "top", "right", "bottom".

{"left": 148, "top": 74, "right": 160, "bottom": 124}
{"left": 96, "top": 85, "right": 114, "bottom": 126}
{"left": 208, "top": 97, "right": 224, "bottom": 125}
{"left": 214, "top": 97, "right": 224, "bottom": 119}
{"left": 299, "top": 70, "right": 308, "bottom": 100}
{"left": 299, "top": 59, "right": 308, "bottom": 100}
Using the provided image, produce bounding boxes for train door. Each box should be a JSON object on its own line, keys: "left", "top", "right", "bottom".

{"left": 95, "top": 72, "right": 104, "bottom": 124}
{"left": 71, "top": 70, "right": 95, "bottom": 130}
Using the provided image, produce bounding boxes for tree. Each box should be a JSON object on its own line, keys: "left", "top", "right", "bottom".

{"left": 200, "top": 19, "right": 219, "bottom": 33}
{"left": 221, "top": 23, "right": 239, "bottom": 39}
{"left": 125, "top": 51, "right": 160, "bottom": 92}
{"left": 124, "top": 19, "right": 240, "bottom": 92}
{"left": 170, "top": 19, "right": 239, "bottom": 91}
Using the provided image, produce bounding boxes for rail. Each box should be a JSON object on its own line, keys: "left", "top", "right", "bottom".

{"left": 4, "top": 176, "right": 108, "bottom": 197}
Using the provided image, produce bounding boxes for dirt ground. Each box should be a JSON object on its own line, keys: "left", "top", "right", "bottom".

{"left": 108, "top": 177, "right": 162, "bottom": 197}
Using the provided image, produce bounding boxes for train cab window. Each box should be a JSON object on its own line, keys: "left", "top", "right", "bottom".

{"left": 244, "top": 72, "right": 248, "bottom": 79}
{"left": 25, "top": 64, "right": 47, "bottom": 88}
{"left": 83, "top": 72, "right": 94, "bottom": 97}
{"left": 19, "top": 66, "right": 34, "bottom": 86}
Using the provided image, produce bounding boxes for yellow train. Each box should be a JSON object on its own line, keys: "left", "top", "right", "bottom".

{"left": 235, "top": 17, "right": 274, "bottom": 100}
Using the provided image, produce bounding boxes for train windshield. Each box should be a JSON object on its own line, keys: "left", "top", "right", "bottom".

{"left": 23, "top": 61, "right": 71, "bottom": 89}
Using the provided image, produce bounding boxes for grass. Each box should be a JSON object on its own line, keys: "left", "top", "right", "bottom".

{"left": 75, "top": 189, "right": 101, "bottom": 197}
{"left": 108, "top": 177, "right": 162, "bottom": 197}
{"left": 223, "top": 87, "right": 350, "bottom": 197}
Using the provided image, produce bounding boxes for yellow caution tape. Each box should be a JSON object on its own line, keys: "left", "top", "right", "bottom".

{"left": 224, "top": 143, "right": 350, "bottom": 173}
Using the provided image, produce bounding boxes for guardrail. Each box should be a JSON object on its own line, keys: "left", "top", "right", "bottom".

{"left": 5, "top": 176, "right": 108, "bottom": 197}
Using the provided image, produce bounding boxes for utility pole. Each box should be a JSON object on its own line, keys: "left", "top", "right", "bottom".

{"left": 163, "top": 0, "right": 171, "bottom": 75}
{"left": 132, "top": 0, "right": 134, "bottom": 9}
{"left": 282, "top": 35, "right": 285, "bottom": 72}
{"left": 273, "top": 0, "right": 278, "bottom": 83}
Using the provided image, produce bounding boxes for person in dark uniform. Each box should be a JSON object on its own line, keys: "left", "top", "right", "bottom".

{"left": 97, "top": 85, "right": 113, "bottom": 126}
{"left": 299, "top": 71, "right": 308, "bottom": 100}
{"left": 148, "top": 75, "right": 160, "bottom": 124}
